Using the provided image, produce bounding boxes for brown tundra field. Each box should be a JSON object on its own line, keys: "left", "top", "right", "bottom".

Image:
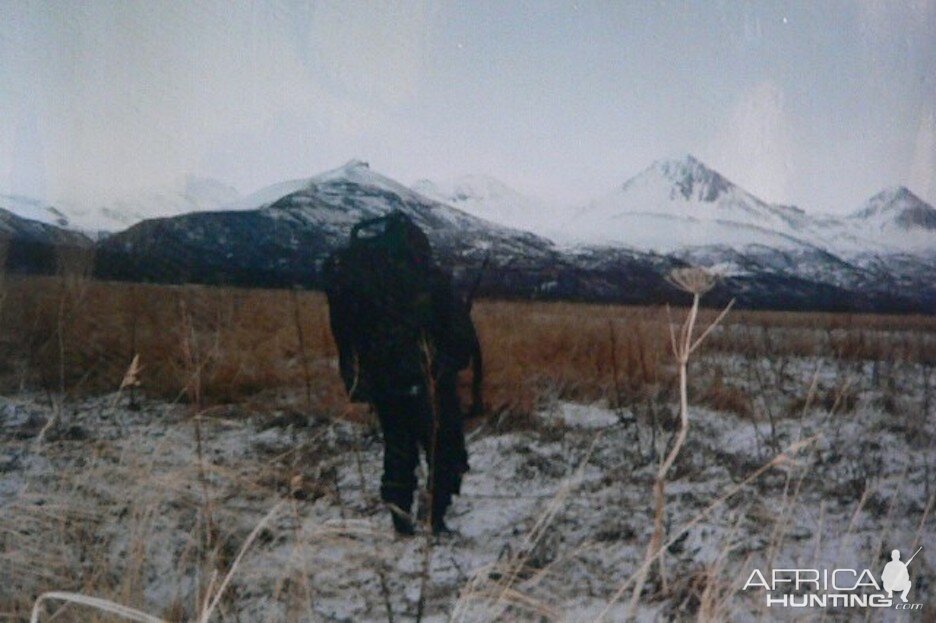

{"left": 1, "top": 274, "right": 934, "bottom": 622}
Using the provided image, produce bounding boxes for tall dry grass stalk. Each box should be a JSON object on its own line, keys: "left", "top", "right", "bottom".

{"left": 197, "top": 501, "right": 285, "bottom": 623}
{"left": 30, "top": 591, "right": 167, "bottom": 623}
{"left": 178, "top": 300, "right": 220, "bottom": 616}
{"left": 627, "top": 268, "right": 733, "bottom": 619}
{"left": 291, "top": 288, "right": 314, "bottom": 411}
{"left": 693, "top": 517, "right": 743, "bottom": 621}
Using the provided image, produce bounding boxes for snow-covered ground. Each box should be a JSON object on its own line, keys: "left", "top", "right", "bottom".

{"left": 1, "top": 353, "right": 933, "bottom": 622}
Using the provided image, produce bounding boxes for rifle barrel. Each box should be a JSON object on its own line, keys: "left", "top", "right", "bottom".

{"left": 465, "top": 254, "right": 490, "bottom": 311}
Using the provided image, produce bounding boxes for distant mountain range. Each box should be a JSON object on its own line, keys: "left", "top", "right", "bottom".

{"left": 3, "top": 156, "right": 934, "bottom": 312}
{"left": 0, "top": 176, "right": 240, "bottom": 236}
{"left": 412, "top": 156, "right": 936, "bottom": 311}
{"left": 567, "top": 156, "right": 936, "bottom": 258}
{"left": 93, "top": 160, "right": 559, "bottom": 298}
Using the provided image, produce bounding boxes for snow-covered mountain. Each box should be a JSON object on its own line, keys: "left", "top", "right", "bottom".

{"left": 850, "top": 186, "right": 936, "bottom": 229}
{"left": 558, "top": 155, "right": 935, "bottom": 310}
{"left": 0, "top": 206, "right": 92, "bottom": 274}
{"left": 0, "top": 207, "right": 90, "bottom": 246}
{"left": 0, "top": 195, "right": 73, "bottom": 230}
{"left": 4, "top": 155, "right": 930, "bottom": 312}
{"left": 567, "top": 155, "right": 935, "bottom": 262}
{"left": 251, "top": 159, "right": 552, "bottom": 259}
{"left": 411, "top": 175, "right": 566, "bottom": 238}
{"left": 91, "top": 158, "right": 931, "bottom": 311}
{"left": 96, "top": 160, "right": 561, "bottom": 295}
{"left": 838, "top": 186, "right": 936, "bottom": 255}
{"left": 1, "top": 176, "right": 241, "bottom": 236}
{"left": 567, "top": 155, "right": 819, "bottom": 253}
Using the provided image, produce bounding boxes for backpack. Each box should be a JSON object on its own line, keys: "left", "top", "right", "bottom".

{"left": 324, "top": 212, "right": 483, "bottom": 413}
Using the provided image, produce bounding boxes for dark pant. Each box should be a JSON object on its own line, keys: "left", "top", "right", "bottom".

{"left": 373, "top": 376, "right": 468, "bottom": 520}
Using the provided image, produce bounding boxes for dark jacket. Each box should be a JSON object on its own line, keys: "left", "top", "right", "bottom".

{"left": 325, "top": 248, "right": 479, "bottom": 406}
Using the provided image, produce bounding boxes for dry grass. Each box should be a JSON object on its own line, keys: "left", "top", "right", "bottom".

{"left": 2, "top": 276, "right": 934, "bottom": 421}
{"left": 1, "top": 276, "right": 343, "bottom": 413}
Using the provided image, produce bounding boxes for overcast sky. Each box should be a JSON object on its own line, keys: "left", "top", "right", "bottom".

{"left": 1, "top": 0, "right": 933, "bottom": 214}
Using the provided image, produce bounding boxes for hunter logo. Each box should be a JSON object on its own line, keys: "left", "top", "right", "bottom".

{"left": 742, "top": 546, "right": 924, "bottom": 611}
{"left": 882, "top": 548, "right": 917, "bottom": 603}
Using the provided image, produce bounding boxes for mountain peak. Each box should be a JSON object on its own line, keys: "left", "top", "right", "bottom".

{"left": 341, "top": 158, "right": 370, "bottom": 171}
{"left": 853, "top": 185, "right": 928, "bottom": 216}
{"left": 655, "top": 153, "right": 703, "bottom": 167}
{"left": 650, "top": 154, "right": 709, "bottom": 173}
{"left": 311, "top": 159, "right": 372, "bottom": 182}
{"left": 310, "top": 159, "right": 409, "bottom": 193}
{"left": 851, "top": 186, "right": 936, "bottom": 231}
{"left": 865, "top": 185, "right": 914, "bottom": 205}
{"left": 636, "top": 154, "right": 734, "bottom": 202}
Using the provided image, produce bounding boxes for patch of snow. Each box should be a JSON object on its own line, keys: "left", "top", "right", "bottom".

{"left": 3, "top": 347, "right": 931, "bottom": 620}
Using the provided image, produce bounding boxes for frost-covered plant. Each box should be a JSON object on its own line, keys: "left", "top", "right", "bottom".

{"left": 627, "top": 268, "right": 733, "bottom": 617}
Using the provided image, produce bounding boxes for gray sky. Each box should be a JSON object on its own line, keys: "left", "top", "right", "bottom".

{"left": 1, "top": 0, "right": 933, "bottom": 214}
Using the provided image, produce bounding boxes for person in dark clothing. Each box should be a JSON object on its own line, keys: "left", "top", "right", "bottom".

{"left": 323, "top": 212, "right": 481, "bottom": 535}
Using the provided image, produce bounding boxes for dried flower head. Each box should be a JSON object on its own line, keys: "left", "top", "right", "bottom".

{"left": 119, "top": 354, "right": 143, "bottom": 390}
{"left": 667, "top": 267, "right": 717, "bottom": 295}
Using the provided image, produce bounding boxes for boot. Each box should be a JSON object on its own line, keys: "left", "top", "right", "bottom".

{"left": 430, "top": 493, "right": 453, "bottom": 535}
{"left": 384, "top": 489, "right": 415, "bottom": 537}
{"left": 431, "top": 516, "right": 452, "bottom": 535}
{"left": 388, "top": 503, "right": 415, "bottom": 536}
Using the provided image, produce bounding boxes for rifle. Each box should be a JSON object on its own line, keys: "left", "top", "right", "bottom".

{"left": 464, "top": 253, "right": 490, "bottom": 312}
{"left": 464, "top": 254, "right": 489, "bottom": 417}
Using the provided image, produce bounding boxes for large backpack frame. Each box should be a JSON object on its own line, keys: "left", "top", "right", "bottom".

{"left": 326, "top": 212, "right": 483, "bottom": 415}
